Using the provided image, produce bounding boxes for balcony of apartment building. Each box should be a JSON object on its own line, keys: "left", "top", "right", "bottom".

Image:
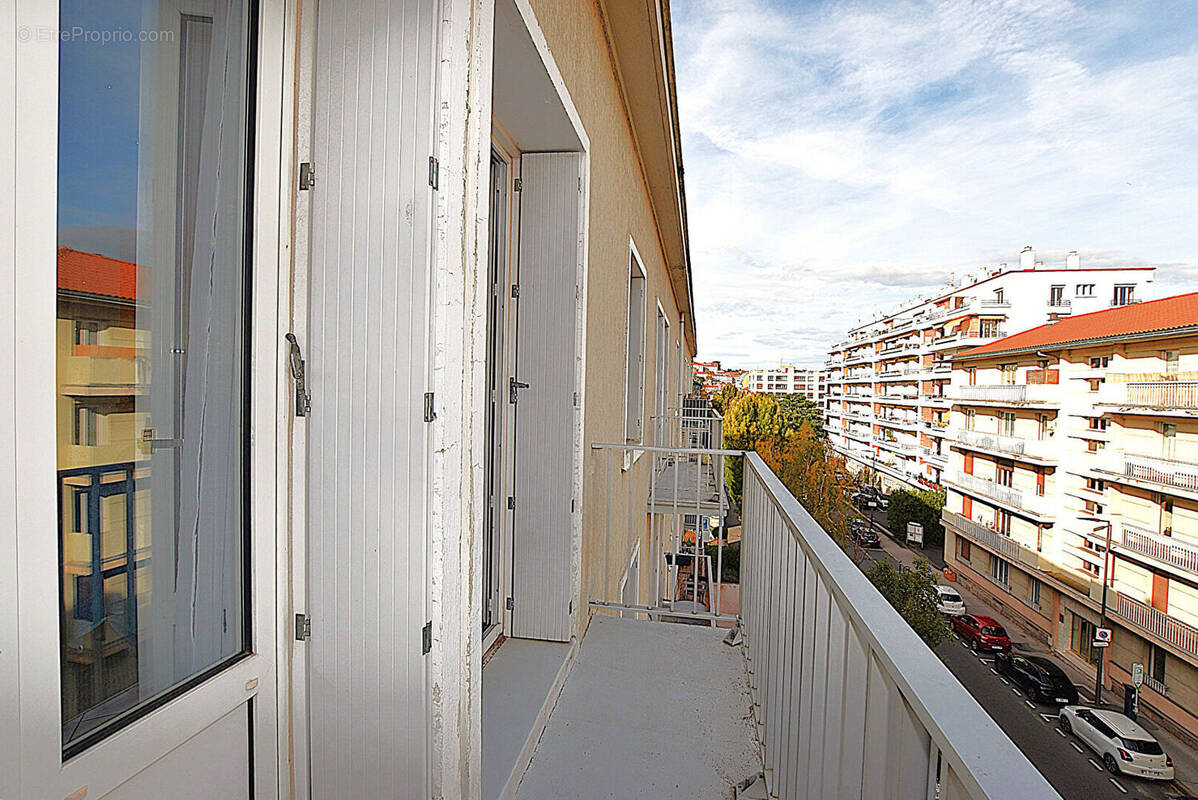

{"left": 1096, "top": 378, "right": 1198, "bottom": 416}
{"left": 1092, "top": 449, "right": 1198, "bottom": 501}
{"left": 877, "top": 338, "right": 921, "bottom": 358}
{"left": 875, "top": 435, "right": 920, "bottom": 457}
{"left": 1115, "top": 520, "right": 1198, "bottom": 580}
{"left": 942, "top": 509, "right": 1043, "bottom": 572}
{"left": 1115, "top": 593, "right": 1198, "bottom": 664}
{"left": 876, "top": 364, "right": 921, "bottom": 382}
{"left": 946, "top": 383, "right": 1057, "bottom": 409}
{"left": 843, "top": 352, "right": 874, "bottom": 367}
{"left": 843, "top": 371, "right": 874, "bottom": 384}
{"left": 952, "top": 428, "right": 1056, "bottom": 466}
{"left": 558, "top": 433, "right": 1058, "bottom": 800}
{"left": 944, "top": 469, "right": 1055, "bottom": 522}
{"left": 875, "top": 390, "right": 920, "bottom": 407}
{"left": 875, "top": 413, "right": 919, "bottom": 433}
{"left": 920, "top": 444, "right": 949, "bottom": 469}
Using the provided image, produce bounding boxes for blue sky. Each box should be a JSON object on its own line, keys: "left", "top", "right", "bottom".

{"left": 672, "top": 0, "right": 1198, "bottom": 368}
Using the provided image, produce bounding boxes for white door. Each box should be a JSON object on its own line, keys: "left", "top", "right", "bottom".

{"left": 509, "top": 153, "right": 582, "bottom": 642}
{"left": 302, "top": 0, "right": 439, "bottom": 795}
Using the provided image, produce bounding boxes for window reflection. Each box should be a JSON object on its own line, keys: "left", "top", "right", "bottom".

{"left": 57, "top": 0, "right": 252, "bottom": 749}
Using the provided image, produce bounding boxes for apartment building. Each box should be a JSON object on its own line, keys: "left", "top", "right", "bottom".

{"left": 692, "top": 358, "right": 744, "bottom": 395}
{"left": 739, "top": 363, "right": 823, "bottom": 400}
{"left": 825, "top": 247, "right": 1155, "bottom": 492}
{"left": 941, "top": 293, "right": 1198, "bottom": 739}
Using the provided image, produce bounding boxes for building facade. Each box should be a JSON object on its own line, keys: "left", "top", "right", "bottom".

{"left": 738, "top": 364, "right": 823, "bottom": 400}
{"left": 692, "top": 358, "right": 744, "bottom": 395}
{"left": 824, "top": 247, "right": 1155, "bottom": 492}
{"left": 941, "top": 293, "right": 1198, "bottom": 740}
{"left": 4, "top": 1, "right": 701, "bottom": 798}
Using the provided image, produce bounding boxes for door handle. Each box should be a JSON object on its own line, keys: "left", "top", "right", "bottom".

{"left": 509, "top": 377, "right": 530, "bottom": 404}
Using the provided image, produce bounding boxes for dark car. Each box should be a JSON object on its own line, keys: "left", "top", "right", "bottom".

{"left": 852, "top": 489, "right": 878, "bottom": 509}
{"left": 850, "top": 521, "right": 881, "bottom": 548}
{"left": 996, "top": 653, "right": 1080, "bottom": 704}
{"left": 951, "top": 613, "right": 1012, "bottom": 653}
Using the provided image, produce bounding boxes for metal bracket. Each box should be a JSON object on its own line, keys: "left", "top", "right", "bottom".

{"left": 295, "top": 613, "right": 311, "bottom": 641}
{"left": 285, "top": 333, "right": 311, "bottom": 416}
{"left": 506, "top": 597, "right": 514, "bottom": 611}
{"left": 422, "top": 621, "right": 433, "bottom": 655}
{"left": 511, "top": 284, "right": 519, "bottom": 298}
{"left": 299, "top": 162, "right": 316, "bottom": 190}
{"left": 513, "top": 177, "right": 523, "bottom": 192}
{"left": 507, "top": 496, "right": 516, "bottom": 511}
{"left": 424, "top": 392, "right": 436, "bottom": 422}
{"left": 428, "top": 156, "right": 439, "bottom": 190}
{"left": 509, "top": 376, "right": 529, "bottom": 404}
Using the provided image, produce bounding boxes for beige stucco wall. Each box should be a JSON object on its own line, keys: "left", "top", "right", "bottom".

{"left": 528, "top": 0, "right": 697, "bottom": 612}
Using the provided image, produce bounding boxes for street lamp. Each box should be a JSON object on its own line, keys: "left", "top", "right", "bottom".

{"left": 1079, "top": 515, "right": 1115, "bottom": 706}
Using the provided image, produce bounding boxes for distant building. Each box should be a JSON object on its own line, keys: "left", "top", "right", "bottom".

{"left": 942, "top": 292, "right": 1198, "bottom": 739}
{"left": 693, "top": 358, "right": 745, "bottom": 395}
{"left": 739, "top": 364, "right": 823, "bottom": 401}
{"left": 824, "top": 247, "right": 1156, "bottom": 492}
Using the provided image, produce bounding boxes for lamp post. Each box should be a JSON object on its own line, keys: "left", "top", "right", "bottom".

{"left": 1080, "top": 515, "right": 1115, "bottom": 706}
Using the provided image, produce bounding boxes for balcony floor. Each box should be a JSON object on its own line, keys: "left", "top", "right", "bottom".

{"left": 511, "top": 616, "right": 760, "bottom": 799}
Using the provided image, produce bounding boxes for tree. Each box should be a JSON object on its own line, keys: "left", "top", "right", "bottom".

{"left": 885, "top": 488, "right": 946, "bottom": 548}
{"left": 754, "top": 424, "right": 854, "bottom": 544}
{"left": 722, "top": 392, "right": 785, "bottom": 501}
{"left": 865, "top": 557, "right": 951, "bottom": 648}
{"left": 776, "top": 394, "right": 824, "bottom": 438}
{"left": 711, "top": 383, "right": 742, "bottom": 415}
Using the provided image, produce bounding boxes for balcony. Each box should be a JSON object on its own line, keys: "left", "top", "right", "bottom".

{"left": 953, "top": 428, "right": 1055, "bottom": 462}
{"left": 1116, "top": 593, "right": 1198, "bottom": 660}
{"left": 1118, "top": 522, "right": 1198, "bottom": 577}
{"left": 1097, "top": 380, "right": 1198, "bottom": 413}
{"left": 945, "top": 470, "right": 1054, "bottom": 519}
{"left": 947, "top": 384, "right": 1056, "bottom": 407}
{"left": 942, "top": 510, "right": 1041, "bottom": 570}
{"left": 1094, "top": 450, "right": 1198, "bottom": 499}
{"left": 573, "top": 447, "right": 1058, "bottom": 799}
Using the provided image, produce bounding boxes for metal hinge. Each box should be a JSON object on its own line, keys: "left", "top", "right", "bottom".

{"left": 511, "top": 284, "right": 520, "bottom": 298}
{"left": 428, "top": 156, "right": 439, "bottom": 190}
{"left": 513, "top": 177, "right": 523, "bottom": 192}
{"left": 285, "top": 333, "right": 312, "bottom": 416}
{"left": 422, "top": 621, "right": 433, "bottom": 655}
{"left": 424, "top": 392, "right": 436, "bottom": 422}
{"left": 569, "top": 600, "right": 573, "bottom": 614}
{"left": 571, "top": 498, "right": 576, "bottom": 513}
{"left": 506, "top": 597, "right": 514, "bottom": 611}
{"left": 573, "top": 391, "right": 580, "bottom": 408}
{"left": 295, "top": 613, "right": 311, "bottom": 641}
{"left": 299, "top": 162, "right": 315, "bottom": 190}
{"left": 507, "top": 496, "right": 516, "bottom": 510}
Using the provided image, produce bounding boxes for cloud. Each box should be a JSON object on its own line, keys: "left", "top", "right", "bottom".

{"left": 674, "top": 0, "right": 1198, "bottom": 368}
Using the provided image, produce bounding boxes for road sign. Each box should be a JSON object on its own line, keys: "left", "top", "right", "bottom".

{"left": 906, "top": 521, "right": 924, "bottom": 546}
{"left": 1131, "top": 662, "right": 1144, "bottom": 688}
{"left": 1092, "top": 639, "right": 1109, "bottom": 648}
{"left": 1095, "top": 627, "right": 1112, "bottom": 644}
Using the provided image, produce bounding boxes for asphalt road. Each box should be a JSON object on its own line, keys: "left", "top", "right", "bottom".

{"left": 846, "top": 510, "right": 1183, "bottom": 800}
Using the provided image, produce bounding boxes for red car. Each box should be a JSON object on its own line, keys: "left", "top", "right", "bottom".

{"left": 952, "top": 613, "right": 1011, "bottom": 653}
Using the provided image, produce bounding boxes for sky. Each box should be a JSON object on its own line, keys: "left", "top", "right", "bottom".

{"left": 672, "top": 0, "right": 1198, "bottom": 369}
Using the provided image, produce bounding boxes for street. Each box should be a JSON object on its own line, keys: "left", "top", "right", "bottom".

{"left": 848, "top": 508, "right": 1188, "bottom": 800}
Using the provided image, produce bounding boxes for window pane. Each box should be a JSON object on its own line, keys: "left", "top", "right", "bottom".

{"left": 57, "top": 0, "right": 253, "bottom": 750}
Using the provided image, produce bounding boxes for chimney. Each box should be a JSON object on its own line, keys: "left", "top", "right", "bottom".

{"left": 1066, "top": 250, "right": 1080, "bottom": 269}
{"left": 1019, "top": 246, "right": 1035, "bottom": 269}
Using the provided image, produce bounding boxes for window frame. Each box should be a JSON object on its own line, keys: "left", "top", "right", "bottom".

{"left": 7, "top": 1, "right": 286, "bottom": 795}
{"left": 623, "top": 239, "right": 648, "bottom": 445}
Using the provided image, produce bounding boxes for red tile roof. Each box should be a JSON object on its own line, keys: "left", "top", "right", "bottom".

{"left": 57, "top": 247, "right": 140, "bottom": 301}
{"left": 957, "top": 292, "right": 1198, "bottom": 359}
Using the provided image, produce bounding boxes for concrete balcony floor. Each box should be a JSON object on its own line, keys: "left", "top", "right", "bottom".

{"left": 510, "top": 616, "right": 760, "bottom": 799}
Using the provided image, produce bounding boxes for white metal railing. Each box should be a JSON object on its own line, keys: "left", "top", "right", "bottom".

{"left": 1122, "top": 452, "right": 1198, "bottom": 493}
{"left": 741, "top": 455, "right": 1060, "bottom": 800}
{"left": 942, "top": 510, "right": 1036, "bottom": 567}
{"left": 1116, "top": 593, "right": 1198, "bottom": 659}
{"left": 1100, "top": 380, "right": 1198, "bottom": 409}
{"left": 946, "top": 470, "right": 1052, "bottom": 517}
{"left": 948, "top": 384, "right": 1055, "bottom": 405}
{"left": 957, "top": 428, "right": 1023, "bottom": 455}
{"left": 1119, "top": 522, "right": 1198, "bottom": 576}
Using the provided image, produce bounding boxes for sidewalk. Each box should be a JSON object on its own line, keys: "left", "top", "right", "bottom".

{"left": 869, "top": 519, "right": 1198, "bottom": 794}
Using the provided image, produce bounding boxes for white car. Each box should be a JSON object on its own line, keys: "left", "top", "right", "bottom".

{"left": 933, "top": 585, "right": 965, "bottom": 616}
{"left": 1059, "top": 706, "right": 1174, "bottom": 780}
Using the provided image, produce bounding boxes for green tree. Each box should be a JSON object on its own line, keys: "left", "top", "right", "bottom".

{"left": 865, "top": 557, "right": 951, "bottom": 648}
{"left": 722, "top": 392, "right": 785, "bottom": 501}
{"left": 776, "top": 394, "right": 824, "bottom": 438}
{"left": 885, "top": 489, "right": 946, "bottom": 548}
{"left": 756, "top": 425, "right": 854, "bottom": 544}
{"left": 711, "top": 383, "right": 742, "bottom": 415}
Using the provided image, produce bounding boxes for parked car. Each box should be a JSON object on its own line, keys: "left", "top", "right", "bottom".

{"left": 851, "top": 489, "right": 878, "bottom": 509}
{"left": 1059, "top": 706, "right": 1174, "bottom": 780}
{"left": 933, "top": 585, "right": 965, "bottom": 616}
{"left": 850, "top": 520, "right": 881, "bottom": 548}
{"left": 950, "top": 613, "right": 1011, "bottom": 653}
{"left": 994, "top": 653, "right": 1079, "bottom": 705}
{"left": 875, "top": 491, "right": 890, "bottom": 510}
